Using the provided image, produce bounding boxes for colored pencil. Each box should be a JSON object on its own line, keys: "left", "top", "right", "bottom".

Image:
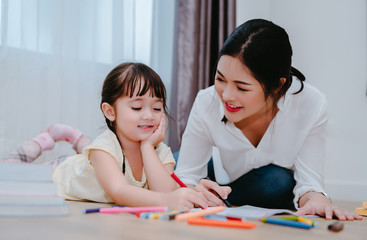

{"left": 261, "top": 217, "right": 313, "bottom": 229}
{"left": 188, "top": 217, "right": 257, "bottom": 229}
{"left": 171, "top": 172, "right": 205, "bottom": 209}
{"left": 171, "top": 172, "right": 187, "bottom": 188}
{"left": 100, "top": 206, "right": 167, "bottom": 214}
{"left": 175, "top": 206, "right": 226, "bottom": 221}
{"left": 159, "top": 211, "right": 187, "bottom": 221}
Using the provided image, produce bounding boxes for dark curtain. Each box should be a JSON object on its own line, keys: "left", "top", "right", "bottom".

{"left": 168, "top": 0, "right": 236, "bottom": 152}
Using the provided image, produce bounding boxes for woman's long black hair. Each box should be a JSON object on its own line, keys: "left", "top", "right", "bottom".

{"left": 218, "top": 19, "right": 305, "bottom": 112}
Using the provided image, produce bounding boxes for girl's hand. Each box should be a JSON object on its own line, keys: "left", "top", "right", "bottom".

{"left": 163, "top": 188, "right": 208, "bottom": 211}
{"left": 142, "top": 115, "right": 165, "bottom": 147}
{"left": 296, "top": 192, "right": 363, "bottom": 221}
{"left": 194, "top": 179, "right": 231, "bottom": 207}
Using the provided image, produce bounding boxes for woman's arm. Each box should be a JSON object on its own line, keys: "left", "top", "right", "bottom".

{"left": 297, "top": 191, "right": 362, "bottom": 220}
{"left": 174, "top": 93, "right": 214, "bottom": 186}
{"left": 294, "top": 99, "right": 361, "bottom": 220}
{"left": 89, "top": 149, "right": 208, "bottom": 210}
{"left": 175, "top": 90, "right": 231, "bottom": 206}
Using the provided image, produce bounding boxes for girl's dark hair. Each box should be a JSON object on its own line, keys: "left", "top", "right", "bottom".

{"left": 218, "top": 19, "right": 305, "bottom": 112}
{"left": 101, "top": 62, "right": 169, "bottom": 132}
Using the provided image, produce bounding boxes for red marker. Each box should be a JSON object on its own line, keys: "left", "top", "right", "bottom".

{"left": 171, "top": 172, "right": 187, "bottom": 188}
{"left": 170, "top": 172, "right": 204, "bottom": 209}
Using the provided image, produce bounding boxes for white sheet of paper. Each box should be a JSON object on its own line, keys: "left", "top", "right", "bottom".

{"left": 217, "top": 205, "right": 296, "bottom": 219}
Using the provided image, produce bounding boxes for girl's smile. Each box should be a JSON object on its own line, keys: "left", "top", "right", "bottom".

{"left": 137, "top": 124, "right": 155, "bottom": 131}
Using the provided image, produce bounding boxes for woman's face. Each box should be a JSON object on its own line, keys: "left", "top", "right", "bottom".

{"left": 214, "top": 55, "right": 272, "bottom": 126}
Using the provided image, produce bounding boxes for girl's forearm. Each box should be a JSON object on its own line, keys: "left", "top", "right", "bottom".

{"left": 140, "top": 143, "right": 177, "bottom": 192}
{"left": 109, "top": 183, "right": 166, "bottom": 207}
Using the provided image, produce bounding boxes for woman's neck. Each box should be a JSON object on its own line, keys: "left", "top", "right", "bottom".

{"left": 234, "top": 103, "right": 278, "bottom": 147}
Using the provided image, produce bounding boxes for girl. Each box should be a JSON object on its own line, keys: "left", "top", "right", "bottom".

{"left": 2, "top": 62, "right": 207, "bottom": 211}
{"left": 174, "top": 19, "right": 362, "bottom": 220}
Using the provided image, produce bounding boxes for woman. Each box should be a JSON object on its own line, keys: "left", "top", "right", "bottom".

{"left": 175, "top": 19, "right": 361, "bottom": 220}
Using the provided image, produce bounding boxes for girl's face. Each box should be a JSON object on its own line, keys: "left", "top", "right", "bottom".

{"left": 108, "top": 88, "right": 164, "bottom": 143}
{"left": 214, "top": 55, "right": 272, "bottom": 126}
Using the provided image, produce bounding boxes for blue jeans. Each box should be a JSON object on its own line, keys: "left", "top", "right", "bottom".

{"left": 173, "top": 151, "right": 295, "bottom": 209}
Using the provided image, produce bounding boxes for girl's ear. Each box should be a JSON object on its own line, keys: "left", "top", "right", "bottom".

{"left": 101, "top": 102, "right": 116, "bottom": 122}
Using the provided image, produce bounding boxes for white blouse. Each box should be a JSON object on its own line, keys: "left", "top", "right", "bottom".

{"left": 175, "top": 81, "right": 328, "bottom": 208}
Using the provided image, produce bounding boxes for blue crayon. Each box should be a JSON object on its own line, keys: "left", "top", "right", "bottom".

{"left": 83, "top": 208, "right": 100, "bottom": 214}
{"left": 140, "top": 212, "right": 154, "bottom": 219}
{"left": 261, "top": 217, "right": 313, "bottom": 229}
{"left": 83, "top": 206, "right": 125, "bottom": 214}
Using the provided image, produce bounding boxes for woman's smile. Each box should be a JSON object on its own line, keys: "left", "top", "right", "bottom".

{"left": 224, "top": 102, "right": 242, "bottom": 112}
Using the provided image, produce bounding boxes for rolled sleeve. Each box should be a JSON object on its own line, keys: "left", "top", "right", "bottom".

{"left": 293, "top": 99, "right": 328, "bottom": 208}
{"left": 175, "top": 92, "right": 214, "bottom": 186}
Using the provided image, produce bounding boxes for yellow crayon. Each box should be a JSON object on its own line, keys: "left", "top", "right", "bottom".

{"left": 297, "top": 216, "right": 314, "bottom": 225}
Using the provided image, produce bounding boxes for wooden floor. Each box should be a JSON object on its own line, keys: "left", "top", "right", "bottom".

{"left": 0, "top": 200, "right": 365, "bottom": 240}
